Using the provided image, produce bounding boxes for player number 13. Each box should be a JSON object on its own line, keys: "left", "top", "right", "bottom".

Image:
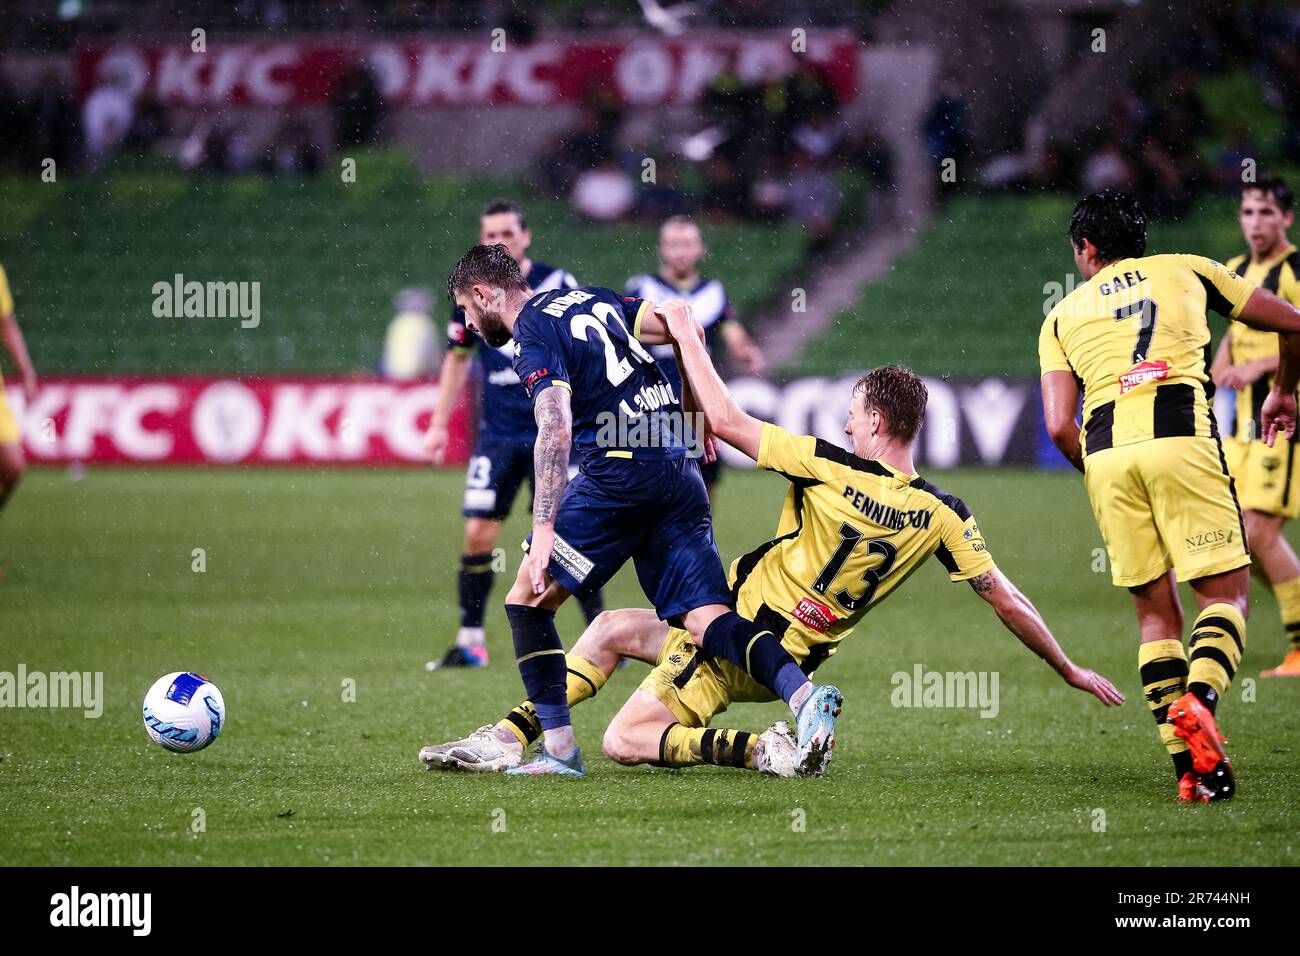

{"left": 811, "top": 522, "right": 898, "bottom": 612}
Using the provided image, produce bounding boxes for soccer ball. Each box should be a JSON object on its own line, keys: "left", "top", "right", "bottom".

{"left": 142, "top": 672, "right": 226, "bottom": 753}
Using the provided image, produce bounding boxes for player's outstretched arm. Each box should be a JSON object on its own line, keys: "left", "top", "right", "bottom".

{"left": 968, "top": 567, "right": 1125, "bottom": 706}
{"left": 526, "top": 385, "right": 572, "bottom": 594}
{"left": 423, "top": 349, "right": 473, "bottom": 463}
{"left": 657, "top": 300, "right": 763, "bottom": 460}
{"left": 1039, "top": 370, "right": 1084, "bottom": 474}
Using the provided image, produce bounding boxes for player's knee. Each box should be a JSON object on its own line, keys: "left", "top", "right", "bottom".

{"left": 585, "top": 608, "right": 639, "bottom": 656}
{"left": 463, "top": 519, "right": 500, "bottom": 554}
{"left": 1244, "top": 512, "right": 1278, "bottom": 549}
{"left": 601, "top": 725, "right": 641, "bottom": 765}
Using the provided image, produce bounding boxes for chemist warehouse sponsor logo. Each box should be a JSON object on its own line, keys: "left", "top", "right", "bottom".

{"left": 7, "top": 377, "right": 465, "bottom": 465}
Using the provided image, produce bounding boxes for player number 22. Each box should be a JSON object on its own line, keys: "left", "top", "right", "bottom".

{"left": 811, "top": 522, "right": 898, "bottom": 612}
{"left": 570, "top": 302, "right": 654, "bottom": 387}
{"left": 1114, "top": 297, "right": 1159, "bottom": 363}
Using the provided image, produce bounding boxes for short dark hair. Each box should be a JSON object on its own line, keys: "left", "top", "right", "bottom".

{"left": 481, "top": 199, "right": 526, "bottom": 230}
{"left": 1068, "top": 191, "right": 1147, "bottom": 263}
{"left": 854, "top": 366, "right": 928, "bottom": 444}
{"left": 447, "top": 243, "right": 529, "bottom": 302}
{"left": 1242, "top": 174, "right": 1294, "bottom": 212}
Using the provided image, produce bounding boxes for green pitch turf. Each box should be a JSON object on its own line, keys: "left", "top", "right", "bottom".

{"left": 0, "top": 466, "right": 1296, "bottom": 866}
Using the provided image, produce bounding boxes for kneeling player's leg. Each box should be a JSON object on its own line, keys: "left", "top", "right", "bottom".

{"left": 604, "top": 691, "right": 767, "bottom": 771}
{"left": 499, "top": 609, "right": 669, "bottom": 748}
{"left": 605, "top": 635, "right": 792, "bottom": 774}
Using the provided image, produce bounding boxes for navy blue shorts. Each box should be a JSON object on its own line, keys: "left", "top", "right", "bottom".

{"left": 462, "top": 439, "right": 533, "bottom": 521}
{"left": 530, "top": 456, "right": 732, "bottom": 621}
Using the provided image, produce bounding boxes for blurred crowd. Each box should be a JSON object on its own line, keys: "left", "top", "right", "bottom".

{"left": 537, "top": 61, "right": 894, "bottom": 248}
{"left": 1003, "top": 0, "right": 1300, "bottom": 219}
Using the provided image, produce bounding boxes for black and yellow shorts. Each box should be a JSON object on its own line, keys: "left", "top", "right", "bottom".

{"left": 1223, "top": 434, "right": 1300, "bottom": 520}
{"left": 638, "top": 628, "right": 777, "bottom": 728}
{"left": 1083, "top": 436, "right": 1251, "bottom": 587}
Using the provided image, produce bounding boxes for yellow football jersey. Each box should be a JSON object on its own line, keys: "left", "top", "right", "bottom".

{"left": 1224, "top": 247, "right": 1300, "bottom": 441}
{"left": 1039, "top": 254, "right": 1256, "bottom": 458}
{"left": 728, "top": 423, "right": 995, "bottom": 671}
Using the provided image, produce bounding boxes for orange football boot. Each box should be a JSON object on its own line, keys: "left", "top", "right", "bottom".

{"left": 1177, "top": 772, "right": 1213, "bottom": 804}
{"left": 1261, "top": 649, "right": 1300, "bottom": 678}
{"left": 1165, "top": 692, "right": 1229, "bottom": 774}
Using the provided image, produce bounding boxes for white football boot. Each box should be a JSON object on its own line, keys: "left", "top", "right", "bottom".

{"left": 753, "top": 720, "right": 799, "bottom": 777}
{"left": 419, "top": 725, "right": 524, "bottom": 772}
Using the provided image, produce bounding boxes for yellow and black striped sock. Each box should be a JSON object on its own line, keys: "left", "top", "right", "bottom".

{"left": 499, "top": 654, "right": 609, "bottom": 746}
{"left": 1273, "top": 576, "right": 1300, "bottom": 653}
{"left": 1139, "top": 639, "right": 1193, "bottom": 779}
{"left": 658, "top": 722, "right": 757, "bottom": 769}
{"left": 1187, "top": 603, "right": 1246, "bottom": 715}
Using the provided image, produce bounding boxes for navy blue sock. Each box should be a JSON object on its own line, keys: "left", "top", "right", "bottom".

{"left": 504, "top": 604, "right": 570, "bottom": 730}
{"left": 577, "top": 589, "right": 605, "bottom": 626}
{"left": 701, "top": 612, "right": 808, "bottom": 705}
{"left": 458, "top": 552, "right": 495, "bottom": 628}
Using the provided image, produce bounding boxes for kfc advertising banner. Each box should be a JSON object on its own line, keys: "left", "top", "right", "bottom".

{"left": 77, "top": 33, "right": 860, "bottom": 108}
{"left": 7, "top": 376, "right": 471, "bottom": 467}
{"left": 6, "top": 375, "right": 1051, "bottom": 469}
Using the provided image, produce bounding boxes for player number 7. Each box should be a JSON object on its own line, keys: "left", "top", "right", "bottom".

{"left": 1114, "top": 297, "right": 1159, "bottom": 364}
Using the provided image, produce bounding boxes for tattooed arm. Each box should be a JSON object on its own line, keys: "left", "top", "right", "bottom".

{"left": 968, "top": 567, "right": 1124, "bottom": 706}
{"left": 526, "top": 385, "right": 573, "bottom": 594}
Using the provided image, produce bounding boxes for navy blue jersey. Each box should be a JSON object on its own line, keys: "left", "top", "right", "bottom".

{"left": 624, "top": 273, "right": 731, "bottom": 387}
{"left": 513, "top": 287, "right": 689, "bottom": 464}
{"left": 448, "top": 260, "right": 577, "bottom": 443}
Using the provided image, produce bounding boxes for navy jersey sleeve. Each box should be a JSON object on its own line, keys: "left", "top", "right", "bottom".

{"left": 513, "top": 315, "right": 570, "bottom": 401}
{"left": 619, "top": 295, "right": 651, "bottom": 339}
{"left": 446, "top": 306, "right": 478, "bottom": 354}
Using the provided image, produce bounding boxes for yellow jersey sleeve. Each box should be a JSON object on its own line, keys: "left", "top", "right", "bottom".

{"left": 0, "top": 265, "right": 12, "bottom": 318}
{"left": 935, "top": 506, "right": 995, "bottom": 582}
{"left": 757, "top": 422, "right": 843, "bottom": 483}
{"left": 1180, "top": 254, "right": 1254, "bottom": 319}
{"left": 1038, "top": 311, "right": 1073, "bottom": 376}
{"left": 1280, "top": 258, "right": 1300, "bottom": 308}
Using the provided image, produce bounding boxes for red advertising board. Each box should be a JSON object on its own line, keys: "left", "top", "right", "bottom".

{"left": 5, "top": 376, "right": 472, "bottom": 467}
{"left": 77, "top": 33, "right": 859, "bottom": 108}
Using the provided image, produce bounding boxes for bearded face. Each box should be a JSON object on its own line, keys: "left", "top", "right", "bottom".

{"left": 459, "top": 288, "right": 513, "bottom": 347}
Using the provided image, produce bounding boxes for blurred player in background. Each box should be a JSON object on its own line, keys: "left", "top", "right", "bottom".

{"left": 625, "top": 216, "right": 764, "bottom": 500}
{"left": 421, "top": 361, "right": 1122, "bottom": 777}
{"left": 0, "top": 263, "right": 37, "bottom": 512}
{"left": 422, "top": 201, "right": 605, "bottom": 669}
{"left": 1040, "top": 192, "right": 1300, "bottom": 803}
{"left": 1212, "top": 176, "right": 1300, "bottom": 677}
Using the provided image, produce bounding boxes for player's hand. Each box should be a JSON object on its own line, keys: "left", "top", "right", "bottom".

{"left": 422, "top": 423, "right": 450, "bottom": 464}
{"left": 528, "top": 522, "right": 555, "bottom": 595}
{"left": 1216, "top": 365, "right": 1251, "bottom": 389}
{"left": 1261, "top": 388, "right": 1298, "bottom": 446}
{"left": 657, "top": 299, "right": 701, "bottom": 344}
{"left": 1062, "top": 663, "right": 1125, "bottom": 706}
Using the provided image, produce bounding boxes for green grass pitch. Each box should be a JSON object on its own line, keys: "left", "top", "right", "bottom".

{"left": 0, "top": 466, "right": 1296, "bottom": 866}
